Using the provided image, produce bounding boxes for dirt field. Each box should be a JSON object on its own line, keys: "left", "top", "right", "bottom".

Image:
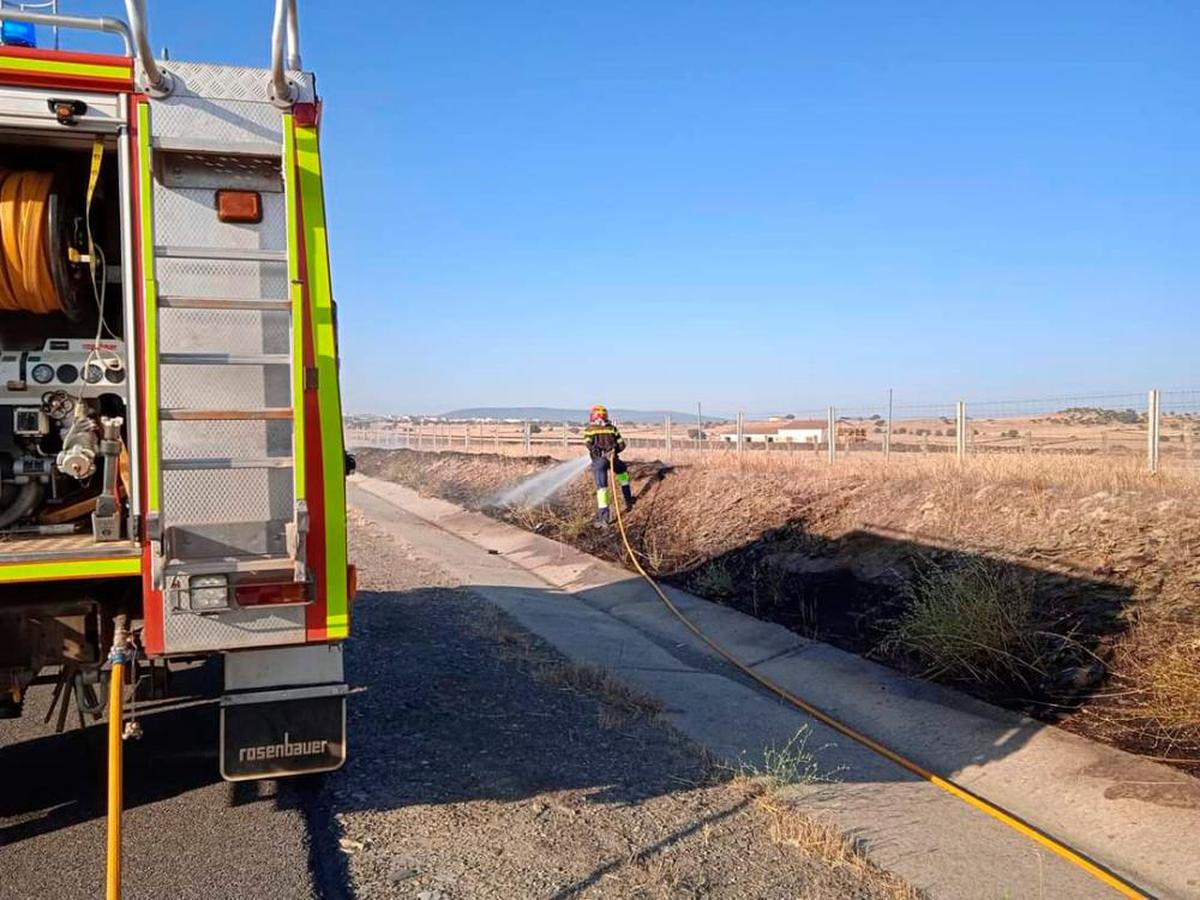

{"left": 346, "top": 405, "right": 1200, "bottom": 468}
{"left": 353, "top": 448, "right": 1200, "bottom": 776}
{"left": 331, "top": 512, "right": 918, "bottom": 899}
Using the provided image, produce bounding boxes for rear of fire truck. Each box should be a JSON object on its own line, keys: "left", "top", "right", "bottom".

{"left": 0, "top": 1, "right": 351, "bottom": 781}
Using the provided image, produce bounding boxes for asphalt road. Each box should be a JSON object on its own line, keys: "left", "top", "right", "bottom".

{"left": 0, "top": 660, "right": 330, "bottom": 900}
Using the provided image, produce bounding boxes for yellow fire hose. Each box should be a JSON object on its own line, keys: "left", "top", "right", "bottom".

{"left": 106, "top": 628, "right": 130, "bottom": 900}
{"left": 607, "top": 455, "right": 1146, "bottom": 899}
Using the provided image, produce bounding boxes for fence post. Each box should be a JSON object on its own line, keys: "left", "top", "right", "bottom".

{"left": 736, "top": 412, "right": 744, "bottom": 460}
{"left": 1148, "top": 389, "right": 1161, "bottom": 474}
{"left": 956, "top": 400, "right": 967, "bottom": 463}
{"left": 826, "top": 407, "right": 837, "bottom": 464}
{"left": 523, "top": 420, "right": 531, "bottom": 454}
{"left": 696, "top": 402, "right": 703, "bottom": 452}
{"left": 665, "top": 414, "right": 673, "bottom": 459}
{"left": 885, "top": 388, "right": 893, "bottom": 461}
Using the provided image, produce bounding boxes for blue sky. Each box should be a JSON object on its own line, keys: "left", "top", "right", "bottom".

{"left": 53, "top": 2, "right": 1200, "bottom": 414}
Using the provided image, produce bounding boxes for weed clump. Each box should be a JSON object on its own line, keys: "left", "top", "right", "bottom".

{"left": 883, "top": 559, "right": 1054, "bottom": 691}
{"left": 1121, "top": 635, "right": 1200, "bottom": 754}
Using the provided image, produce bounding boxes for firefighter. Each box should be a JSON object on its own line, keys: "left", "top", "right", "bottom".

{"left": 584, "top": 404, "right": 633, "bottom": 525}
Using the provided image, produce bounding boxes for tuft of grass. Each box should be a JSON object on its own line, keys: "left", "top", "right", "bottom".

{"left": 882, "top": 558, "right": 1055, "bottom": 690}
{"left": 692, "top": 559, "right": 737, "bottom": 599}
{"left": 722, "top": 729, "right": 922, "bottom": 900}
{"left": 726, "top": 726, "right": 841, "bottom": 792}
{"left": 1124, "top": 635, "right": 1200, "bottom": 752}
{"left": 755, "top": 798, "right": 925, "bottom": 900}
{"left": 538, "top": 662, "right": 664, "bottom": 728}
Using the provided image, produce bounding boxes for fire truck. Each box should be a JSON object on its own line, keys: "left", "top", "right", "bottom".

{"left": 0, "top": 1, "right": 351, "bottom": 781}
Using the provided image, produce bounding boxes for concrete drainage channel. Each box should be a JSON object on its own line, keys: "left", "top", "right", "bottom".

{"left": 348, "top": 476, "right": 1200, "bottom": 900}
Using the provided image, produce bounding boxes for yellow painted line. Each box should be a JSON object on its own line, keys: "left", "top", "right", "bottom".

{"left": 607, "top": 458, "right": 1148, "bottom": 900}
{"left": 137, "top": 102, "right": 161, "bottom": 513}
{"left": 283, "top": 114, "right": 306, "bottom": 500}
{"left": 295, "top": 122, "right": 348, "bottom": 638}
{"left": 0, "top": 555, "right": 141, "bottom": 584}
{"left": 0, "top": 55, "right": 130, "bottom": 81}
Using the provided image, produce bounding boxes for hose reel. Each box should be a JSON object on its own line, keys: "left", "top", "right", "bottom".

{"left": 0, "top": 139, "right": 108, "bottom": 322}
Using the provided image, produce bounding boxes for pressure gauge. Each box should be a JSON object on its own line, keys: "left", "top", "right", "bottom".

{"left": 55, "top": 363, "right": 78, "bottom": 383}
{"left": 83, "top": 363, "right": 104, "bottom": 384}
{"left": 31, "top": 363, "right": 54, "bottom": 384}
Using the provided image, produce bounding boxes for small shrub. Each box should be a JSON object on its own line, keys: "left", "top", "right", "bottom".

{"left": 883, "top": 559, "right": 1053, "bottom": 690}
{"left": 726, "top": 726, "right": 839, "bottom": 790}
{"left": 1137, "top": 637, "right": 1200, "bottom": 738}
{"left": 693, "top": 560, "right": 737, "bottom": 598}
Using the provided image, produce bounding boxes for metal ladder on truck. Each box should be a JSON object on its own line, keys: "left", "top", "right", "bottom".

{"left": 142, "top": 61, "right": 319, "bottom": 654}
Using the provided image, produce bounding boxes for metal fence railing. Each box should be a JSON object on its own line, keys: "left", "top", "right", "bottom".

{"left": 345, "top": 387, "right": 1200, "bottom": 475}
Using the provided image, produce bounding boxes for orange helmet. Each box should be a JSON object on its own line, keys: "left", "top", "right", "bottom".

{"left": 589, "top": 404, "right": 610, "bottom": 425}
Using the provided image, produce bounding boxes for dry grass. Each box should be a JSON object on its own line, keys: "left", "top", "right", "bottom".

{"left": 360, "top": 446, "right": 1200, "bottom": 769}
{"left": 648, "top": 447, "right": 1200, "bottom": 497}
{"left": 1141, "top": 638, "right": 1200, "bottom": 735}
{"left": 722, "top": 729, "right": 922, "bottom": 900}
{"left": 1111, "top": 632, "right": 1200, "bottom": 759}
{"left": 752, "top": 797, "right": 924, "bottom": 900}
{"left": 473, "top": 605, "right": 662, "bottom": 728}
{"left": 537, "top": 661, "right": 664, "bottom": 727}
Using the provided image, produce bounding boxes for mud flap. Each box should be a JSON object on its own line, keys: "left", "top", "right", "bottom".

{"left": 220, "top": 684, "right": 347, "bottom": 781}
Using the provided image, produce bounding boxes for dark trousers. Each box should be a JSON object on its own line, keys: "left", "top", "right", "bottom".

{"left": 590, "top": 455, "right": 632, "bottom": 519}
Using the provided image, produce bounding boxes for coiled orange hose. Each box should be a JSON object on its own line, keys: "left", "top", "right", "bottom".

{"left": 0, "top": 170, "right": 60, "bottom": 314}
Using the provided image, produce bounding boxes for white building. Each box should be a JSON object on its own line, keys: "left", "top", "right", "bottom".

{"left": 776, "top": 420, "right": 826, "bottom": 444}
{"left": 717, "top": 420, "right": 827, "bottom": 444}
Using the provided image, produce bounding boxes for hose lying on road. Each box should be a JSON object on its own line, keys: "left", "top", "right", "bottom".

{"left": 607, "top": 455, "right": 1147, "bottom": 900}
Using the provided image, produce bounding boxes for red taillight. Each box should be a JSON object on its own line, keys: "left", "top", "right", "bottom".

{"left": 235, "top": 581, "right": 310, "bottom": 606}
{"left": 293, "top": 101, "right": 320, "bottom": 128}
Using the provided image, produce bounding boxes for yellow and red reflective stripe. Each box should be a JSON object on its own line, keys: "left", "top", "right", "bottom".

{"left": 0, "top": 48, "right": 132, "bottom": 91}
{"left": 282, "top": 114, "right": 306, "bottom": 500}
{"left": 136, "top": 101, "right": 161, "bottom": 514}
{"left": 294, "top": 118, "right": 348, "bottom": 639}
{"left": 0, "top": 555, "right": 141, "bottom": 584}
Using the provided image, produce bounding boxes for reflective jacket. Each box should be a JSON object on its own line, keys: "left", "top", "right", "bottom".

{"left": 583, "top": 424, "right": 626, "bottom": 459}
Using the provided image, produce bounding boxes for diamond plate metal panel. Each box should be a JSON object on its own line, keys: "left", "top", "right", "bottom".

{"left": 155, "top": 258, "right": 288, "bottom": 302}
{"left": 160, "top": 362, "right": 290, "bottom": 409}
{"left": 163, "top": 468, "right": 293, "bottom": 525}
{"left": 154, "top": 187, "right": 285, "bottom": 253}
{"left": 159, "top": 308, "right": 289, "bottom": 356}
{"left": 162, "top": 420, "right": 292, "bottom": 460}
{"left": 151, "top": 98, "right": 284, "bottom": 146}
{"left": 157, "top": 61, "right": 315, "bottom": 103}
{"left": 162, "top": 603, "right": 307, "bottom": 654}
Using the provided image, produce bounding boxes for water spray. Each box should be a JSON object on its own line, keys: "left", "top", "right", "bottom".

{"left": 489, "top": 456, "right": 589, "bottom": 508}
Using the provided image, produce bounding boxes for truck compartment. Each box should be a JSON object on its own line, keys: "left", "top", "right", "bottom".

{"left": 0, "top": 129, "right": 135, "bottom": 563}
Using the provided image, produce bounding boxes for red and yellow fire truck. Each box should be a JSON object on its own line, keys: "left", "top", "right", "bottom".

{"left": 0, "top": 0, "right": 351, "bottom": 781}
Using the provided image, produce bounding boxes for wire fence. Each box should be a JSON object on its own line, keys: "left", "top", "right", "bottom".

{"left": 345, "top": 387, "right": 1200, "bottom": 476}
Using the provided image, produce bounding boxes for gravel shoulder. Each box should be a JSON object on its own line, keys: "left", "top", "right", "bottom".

{"left": 327, "top": 512, "right": 917, "bottom": 899}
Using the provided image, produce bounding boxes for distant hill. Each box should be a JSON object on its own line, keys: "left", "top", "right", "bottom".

{"left": 439, "top": 406, "right": 720, "bottom": 424}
